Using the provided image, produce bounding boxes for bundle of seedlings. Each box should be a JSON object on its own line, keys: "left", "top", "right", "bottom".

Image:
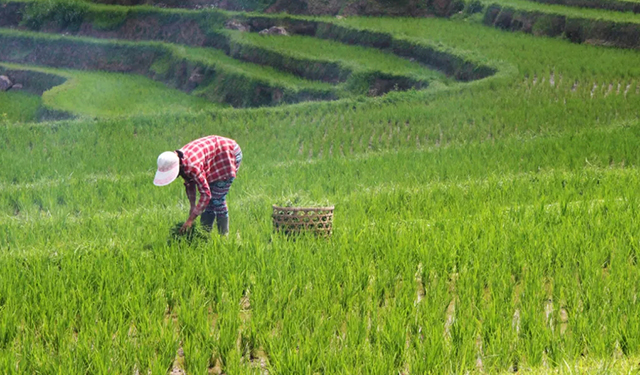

{"left": 168, "top": 221, "right": 209, "bottom": 244}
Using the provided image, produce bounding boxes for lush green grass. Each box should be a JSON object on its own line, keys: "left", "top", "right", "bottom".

{"left": 337, "top": 16, "right": 640, "bottom": 80}
{"left": 228, "top": 30, "right": 448, "bottom": 83}
{"left": 170, "top": 44, "right": 334, "bottom": 92}
{"left": 0, "top": 90, "right": 42, "bottom": 123}
{"left": 43, "top": 69, "right": 223, "bottom": 117}
{"left": 0, "top": 1, "right": 483, "bottom": 94}
{"left": 3, "top": 109, "right": 640, "bottom": 373}
{"left": 0, "top": 27, "right": 339, "bottom": 106}
{"left": 3, "top": 3, "right": 640, "bottom": 374}
{"left": 0, "top": 62, "right": 224, "bottom": 118}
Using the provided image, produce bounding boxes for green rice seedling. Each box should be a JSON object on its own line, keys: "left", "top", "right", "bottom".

{"left": 0, "top": 62, "right": 222, "bottom": 118}
{"left": 168, "top": 222, "right": 210, "bottom": 245}
{"left": 0, "top": 91, "right": 42, "bottom": 123}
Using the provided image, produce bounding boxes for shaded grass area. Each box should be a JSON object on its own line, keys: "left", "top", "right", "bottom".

{"left": 0, "top": 0, "right": 493, "bottom": 94}
{"left": 44, "top": 69, "right": 223, "bottom": 117}
{"left": 169, "top": 44, "right": 333, "bottom": 92}
{"left": 483, "top": 0, "right": 640, "bottom": 22}
{"left": 1, "top": 0, "right": 638, "bottom": 76}
{"left": 228, "top": 30, "right": 448, "bottom": 83}
{"left": 316, "top": 3, "right": 640, "bottom": 50}
{"left": 0, "top": 64, "right": 73, "bottom": 122}
{"left": 524, "top": 0, "right": 640, "bottom": 13}
{"left": 0, "top": 90, "right": 42, "bottom": 123}
{"left": 227, "top": 13, "right": 498, "bottom": 81}
{"left": 474, "top": 0, "right": 640, "bottom": 48}
{"left": 0, "top": 62, "right": 224, "bottom": 118}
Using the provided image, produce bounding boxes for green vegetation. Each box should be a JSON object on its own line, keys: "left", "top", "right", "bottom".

{"left": 22, "top": 0, "right": 89, "bottom": 31}
{"left": 87, "top": 0, "right": 274, "bottom": 11}
{"left": 2, "top": 0, "right": 640, "bottom": 373}
{"left": 228, "top": 30, "right": 447, "bottom": 83}
{"left": 168, "top": 222, "right": 210, "bottom": 244}
{"left": 0, "top": 64, "right": 72, "bottom": 122}
{"left": 43, "top": 69, "right": 223, "bottom": 117}
{"left": 0, "top": 62, "right": 224, "bottom": 118}
{"left": 0, "top": 90, "right": 42, "bottom": 123}
{"left": 3, "top": 105, "right": 640, "bottom": 372}
{"left": 1, "top": 0, "right": 486, "bottom": 99}
{"left": 170, "top": 44, "right": 334, "bottom": 93}
{"left": 525, "top": 0, "right": 640, "bottom": 13}
{"left": 484, "top": 0, "right": 640, "bottom": 22}
{"left": 338, "top": 15, "right": 640, "bottom": 77}
{"left": 0, "top": 28, "right": 338, "bottom": 107}
{"left": 470, "top": 0, "right": 640, "bottom": 48}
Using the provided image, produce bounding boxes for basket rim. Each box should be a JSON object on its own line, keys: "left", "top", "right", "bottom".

{"left": 272, "top": 204, "right": 335, "bottom": 211}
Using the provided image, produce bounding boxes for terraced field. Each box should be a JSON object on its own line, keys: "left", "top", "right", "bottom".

{"left": 477, "top": 0, "right": 640, "bottom": 47}
{"left": 2, "top": 0, "right": 640, "bottom": 373}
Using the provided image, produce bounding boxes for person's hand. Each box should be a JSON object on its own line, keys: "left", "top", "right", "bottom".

{"left": 180, "top": 219, "right": 194, "bottom": 234}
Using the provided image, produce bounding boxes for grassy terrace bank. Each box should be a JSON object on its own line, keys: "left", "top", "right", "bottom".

{"left": 0, "top": 62, "right": 226, "bottom": 119}
{"left": 4, "top": 0, "right": 636, "bottom": 51}
{"left": 0, "top": 64, "right": 71, "bottom": 121}
{"left": 476, "top": 0, "right": 640, "bottom": 48}
{"left": 524, "top": 0, "right": 640, "bottom": 13}
{"left": 218, "top": 29, "right": 449, "bottom": 94}
{"left": 0, "top": 28, "right": 338, "bottom": 107}
{"left": 337, "top": 16, "right": 640, "bottom": 77}
{"left": 224, "top": 13, "right": 497, "bottom": 81}
{"left": 0, "top": 91, "right": 44, "bottom": 122}
{"left": 481, "top": 0, "right": 640, "bottom": 22}
{"left": 0, "top": 0, "right": 495, "bottom": 93}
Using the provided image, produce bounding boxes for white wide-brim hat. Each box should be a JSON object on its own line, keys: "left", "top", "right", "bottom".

{"left": 154, "top": 151, "right": 180, "bottom": 186}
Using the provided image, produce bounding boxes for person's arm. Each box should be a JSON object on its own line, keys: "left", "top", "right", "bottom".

{"left": 180, "top": 173, "right": 211, "bottom": 232}
{"left": 185, "top": 181, "right": 197, "bottom": 215}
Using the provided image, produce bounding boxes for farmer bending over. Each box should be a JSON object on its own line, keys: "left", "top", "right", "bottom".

{"left": 154, "top": 135, "right": 242, "bottom": 235}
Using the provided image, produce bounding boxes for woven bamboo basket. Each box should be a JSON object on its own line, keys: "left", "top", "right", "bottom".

{"left": 272, "top": 205, "right": 334, "bottom": 237}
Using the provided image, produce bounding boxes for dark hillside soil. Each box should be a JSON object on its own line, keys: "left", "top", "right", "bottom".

{"left": 0, "top": 2, "right": 22, "bottom": 26}
{"left": 0, "top": 68, "right": 67, "bottom": 95}
{"left": 482, "top": 3, "right": 640, "bottom": 49}
{"left": 89, "top": 0, "right": 463, "bottom": 17}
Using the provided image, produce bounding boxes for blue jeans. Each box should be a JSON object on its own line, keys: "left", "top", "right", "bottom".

{"left": 203, "top": 146, "right": 242, "bottom": 218}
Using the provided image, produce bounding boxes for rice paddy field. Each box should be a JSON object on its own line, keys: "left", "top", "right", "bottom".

{"left": 1, "top": 0, "right": 640, "bottom": 373}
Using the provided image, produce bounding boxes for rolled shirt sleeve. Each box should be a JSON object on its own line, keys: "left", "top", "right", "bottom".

{"left": 192, "top": 173, "right": 212, "bottom": 216}
{"left": 185, "top": 181, "right": 197, "bottom": 208}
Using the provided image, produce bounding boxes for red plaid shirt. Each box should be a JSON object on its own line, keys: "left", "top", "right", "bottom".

{"left": 180, "top": 136, "right": 240, "bottom": 215}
